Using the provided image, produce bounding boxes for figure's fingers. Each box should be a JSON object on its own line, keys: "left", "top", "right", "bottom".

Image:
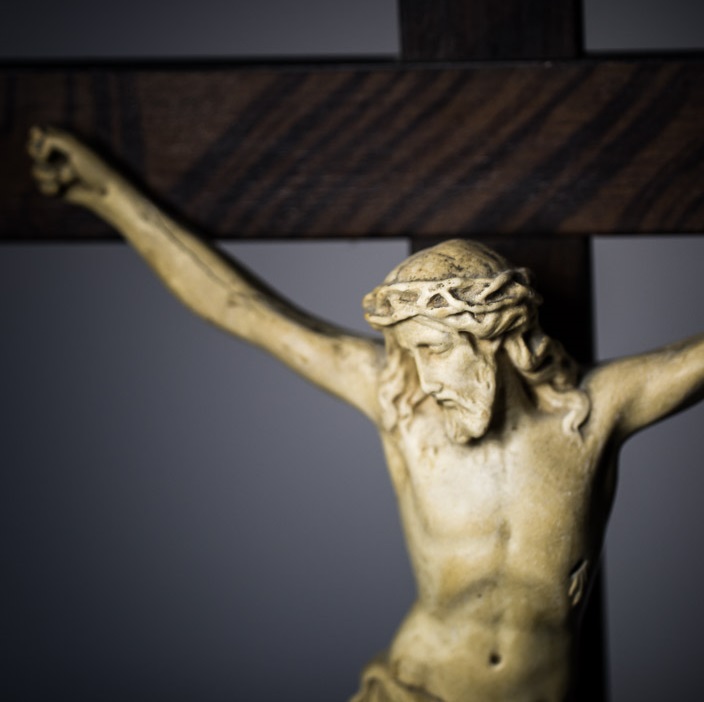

{"left": 27, "top": 125, "right": 47, "bottom": 157}
{"left": 31, "top": 163, "right": 65, "bottom": 197}
{"left": 27, "top": 125, "right": 56, "bottom": 161}
{"left": 32, "top": 156, "right": 87, "bottom": 201}
{"left": 57, "top": 160, "right": 77, "bottom": 184}
{"left": 32, "top": 162, "right": 57, "bottom": 182}
{"left": 27, "top": 125, "right": 79, "bottom": 163}
{"left": 36, "top": 177, "right": 62, "bottom": 197}
{"left": 32, "top": 158, "right": 72, "bottom": 178}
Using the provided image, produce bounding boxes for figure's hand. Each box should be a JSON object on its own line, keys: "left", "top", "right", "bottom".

{"left": 27, "top": 126, "right": 111, "bottom": 206}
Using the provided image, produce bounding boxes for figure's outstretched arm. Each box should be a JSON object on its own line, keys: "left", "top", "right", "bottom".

{"left": 585, "top": 332, "right": 704, "bottom": 440}
{"left": 28, "top": 126, "right": 384, "bottom": 423}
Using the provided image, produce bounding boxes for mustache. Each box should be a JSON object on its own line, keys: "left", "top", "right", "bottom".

{"left": 431, "top": 384, "right": 495, "bottom": 405}
{"left": 432, "top": 392, "right": 492, "bottom": 415}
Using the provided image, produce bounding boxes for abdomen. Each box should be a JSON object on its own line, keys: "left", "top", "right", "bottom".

{"left": 389, "top": 597, "right": 574, "bottom": 702}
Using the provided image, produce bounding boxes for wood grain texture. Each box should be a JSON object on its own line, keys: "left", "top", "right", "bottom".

{"left": 2, "top": 60, "right": 704, "bottom": 241}
{"left": 399, "top": 0, "right": 582, "bottom": 60}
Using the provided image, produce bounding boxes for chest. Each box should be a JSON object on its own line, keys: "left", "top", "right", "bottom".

{"left": 392, "top": 406, "right": 601, "bottom": 541}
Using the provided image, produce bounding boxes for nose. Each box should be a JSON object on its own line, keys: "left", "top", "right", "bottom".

{"left": 414, "top": 357, "right": 443, "bottom": 395}
{"left": 421, "top": 380, "right": 443, "bottom": 395}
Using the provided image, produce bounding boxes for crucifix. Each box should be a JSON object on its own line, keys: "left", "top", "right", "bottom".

{"left": 2, "top": 2, "right": 704, "bottom": 701}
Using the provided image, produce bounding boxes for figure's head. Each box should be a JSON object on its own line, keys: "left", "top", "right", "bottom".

{"left": 363, "top": 240, "right": 588, "bottom": 442}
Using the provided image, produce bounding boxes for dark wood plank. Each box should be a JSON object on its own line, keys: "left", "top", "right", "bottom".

{"left": 399, "top": 0, "right": 582, "bottom": 60}
{"left": 2, "top": 60, "right": 704, "bottom": 241}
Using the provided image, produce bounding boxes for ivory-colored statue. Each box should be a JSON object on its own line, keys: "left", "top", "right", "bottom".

{"left": 28, "top": 126, "right": 704, "bottom": 702}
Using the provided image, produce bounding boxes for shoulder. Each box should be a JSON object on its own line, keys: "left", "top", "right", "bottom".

{"left": 578, "top": 360, "right": 631, "bottom": 444}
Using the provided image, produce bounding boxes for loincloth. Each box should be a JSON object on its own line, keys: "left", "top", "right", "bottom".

{"left": 350, "top": 654, "right": 445, "bottom": 702}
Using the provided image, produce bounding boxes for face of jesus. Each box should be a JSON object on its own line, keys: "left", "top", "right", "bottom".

{"left": 392, "top": 317, "right": 501, "bottom": 443}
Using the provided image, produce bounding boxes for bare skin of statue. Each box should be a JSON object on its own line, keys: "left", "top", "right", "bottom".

{"left": 28, "top": 127, "right": 704, "bottom": 702}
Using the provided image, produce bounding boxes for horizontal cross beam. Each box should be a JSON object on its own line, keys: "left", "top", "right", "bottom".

{"left": 2, "top": 59, "right": 703, "bottom": 241}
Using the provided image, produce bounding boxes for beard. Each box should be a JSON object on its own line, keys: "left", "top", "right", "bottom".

{"left": 434, "top": 354, "right": 498, "bottom": 444}
{"left": 440, "top": 397, "right": 493, "bottom": 443}
{"left": 434, "top": 358, "right": 498, "bottom": 443}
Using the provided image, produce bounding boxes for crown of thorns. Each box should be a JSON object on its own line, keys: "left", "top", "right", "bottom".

{"left": 363, "top": 269, "right": 540, "bottom": 332}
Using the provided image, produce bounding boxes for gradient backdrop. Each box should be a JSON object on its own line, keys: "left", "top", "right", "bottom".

{"left": 2, "top": 2, "right": 704, "bottom": 701}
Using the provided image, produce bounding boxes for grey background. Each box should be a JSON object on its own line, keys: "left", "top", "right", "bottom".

{"left": 1, "top": 241, "right": 411, "bottom": 702}
{"left": 0, "top": 0, "right": 399, "bottom": 59}
{"left": 2, "top": 2, "right": 704, "bottom": 701}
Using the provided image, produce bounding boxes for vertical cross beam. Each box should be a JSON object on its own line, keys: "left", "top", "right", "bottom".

{"left": 398, "top": 3, "right": 605, "bottom": 700}
{"left": 400, "top": 0, "right": 583, "bottom": 60}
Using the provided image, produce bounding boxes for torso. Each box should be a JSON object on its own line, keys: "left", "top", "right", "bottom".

{"left": 377, "top": 388, "right": 619, "bottom": 702}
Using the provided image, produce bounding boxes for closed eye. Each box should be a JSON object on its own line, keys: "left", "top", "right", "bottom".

{"left": 417, "top": 343, "right": 451, "bottom": 355}
{"left": 459, "top": 332, "right": 478, "bottom": 352}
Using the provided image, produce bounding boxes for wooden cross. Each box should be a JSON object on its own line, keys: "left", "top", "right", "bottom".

{"left": 2, "top": 2, "right": 703, "bottom": 700}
